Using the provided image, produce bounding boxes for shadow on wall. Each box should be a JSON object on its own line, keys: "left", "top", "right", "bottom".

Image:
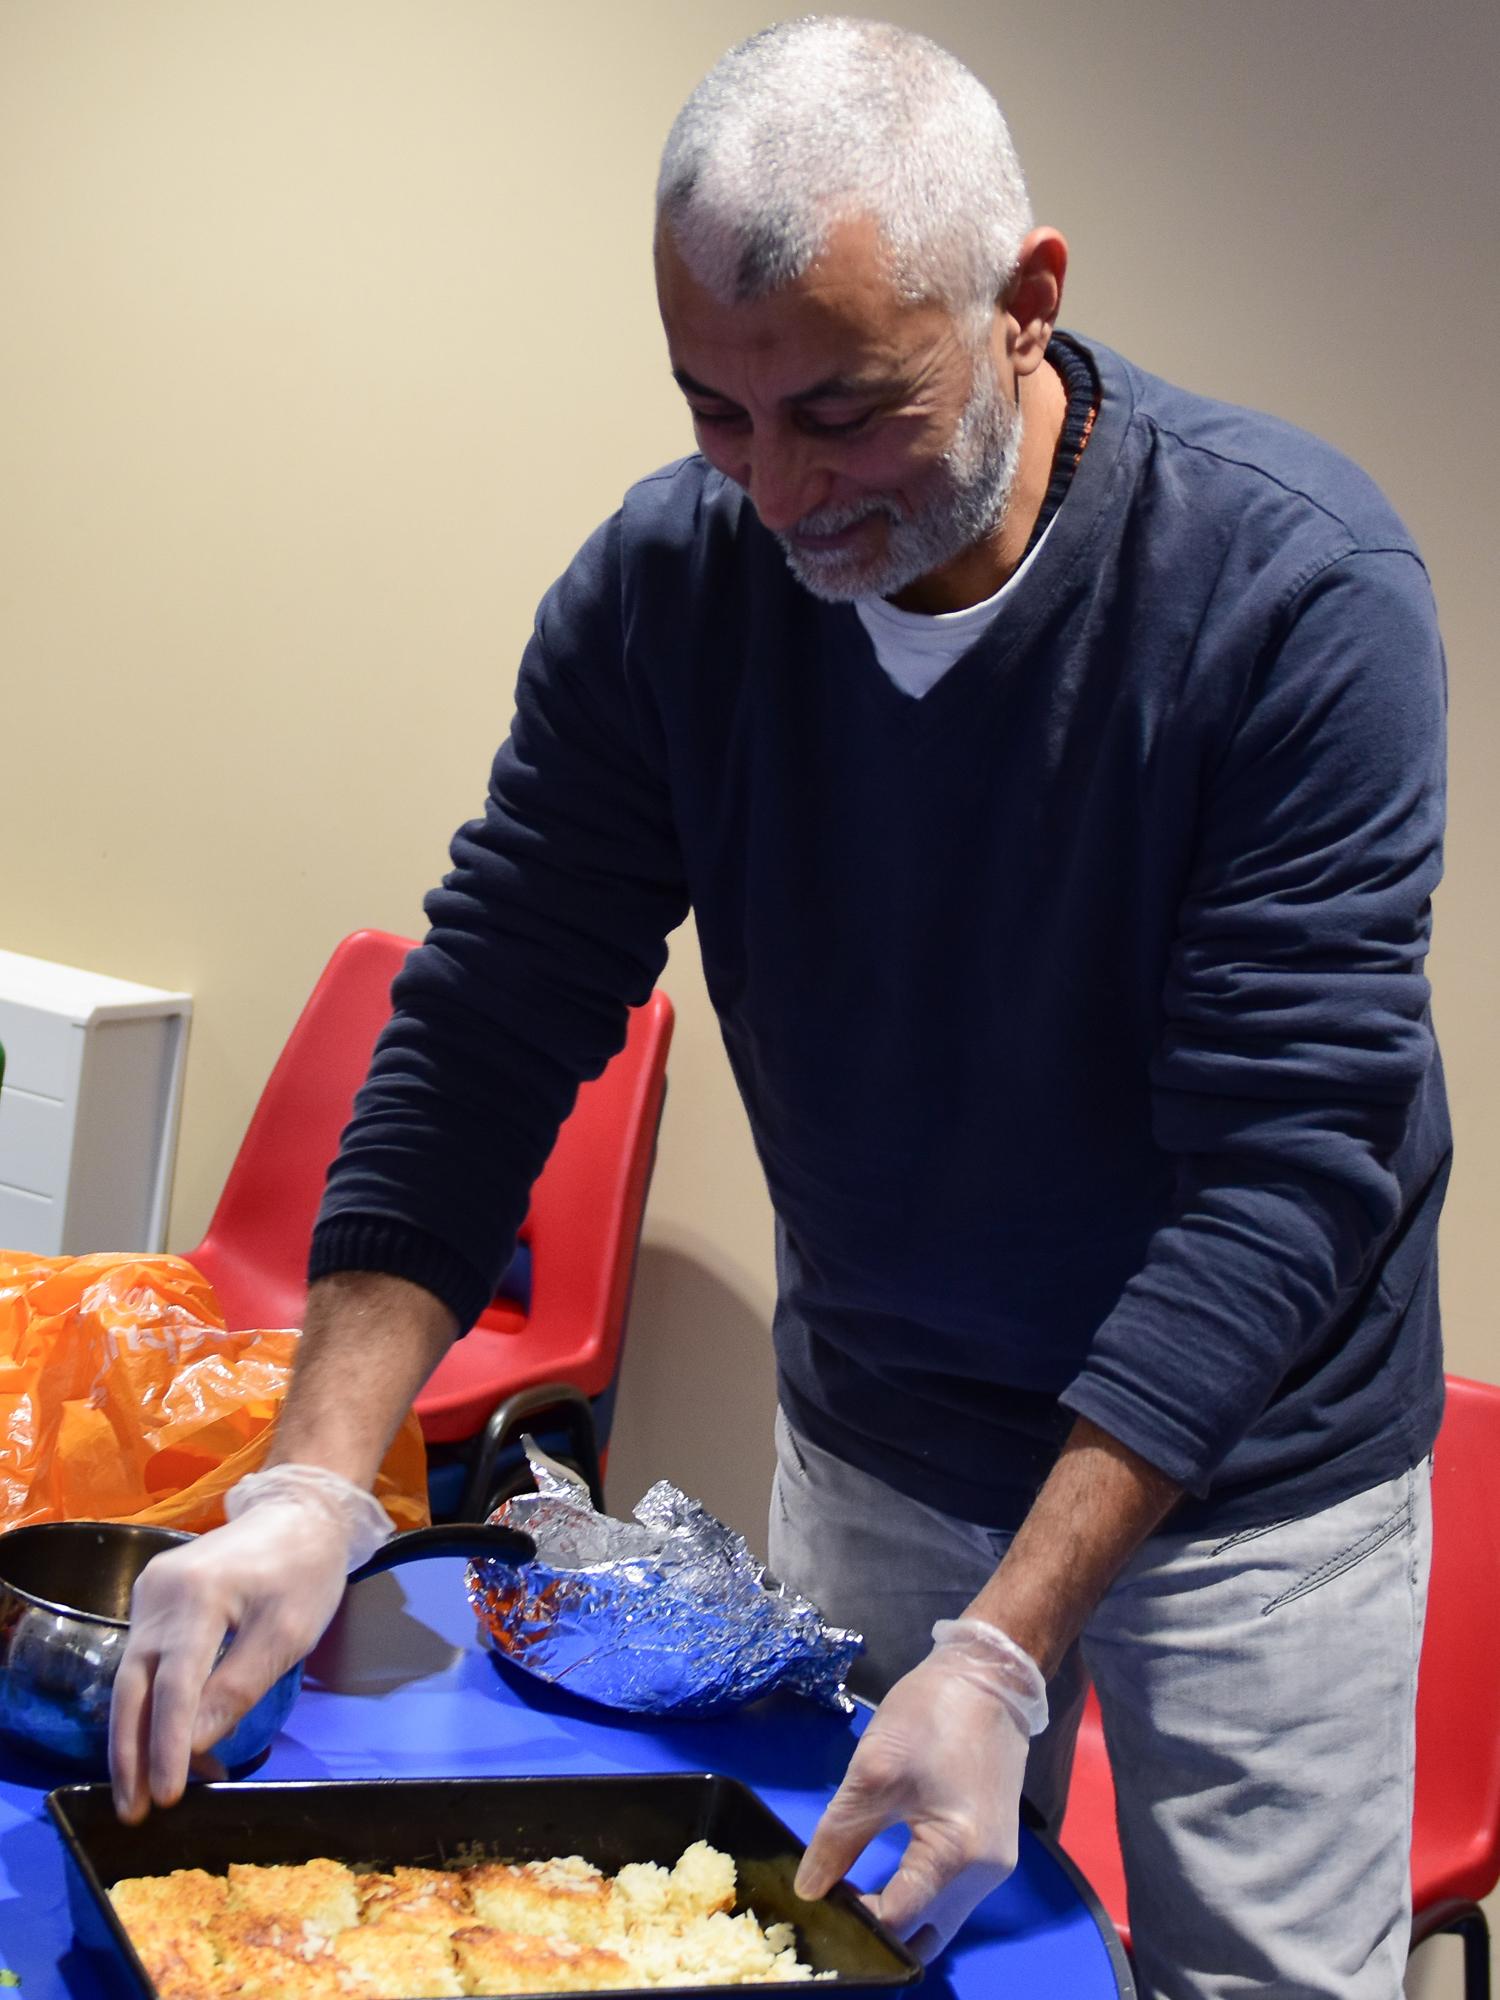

{"left": 1403, "top": 1925, "right": 1499, "bottom": 1998}
{"left": 603, "top": 1238, "right": 779, "bottom": 1556}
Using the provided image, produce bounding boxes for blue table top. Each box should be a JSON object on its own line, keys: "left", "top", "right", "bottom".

{"left": 0, "top": 1558, "right": 1131, "bottom": 1997}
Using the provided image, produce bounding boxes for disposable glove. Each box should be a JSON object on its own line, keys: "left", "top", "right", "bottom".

{"left": 109, "top": 1464, "right": 392, "bottom": 1823}
{"left": 794, "top": 1617, "right": 1048, "bottom": 1962}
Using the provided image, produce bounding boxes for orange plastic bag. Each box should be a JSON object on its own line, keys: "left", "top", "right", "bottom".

{"left": 0, "top": 1250, "right": 429, "bottom": 1534}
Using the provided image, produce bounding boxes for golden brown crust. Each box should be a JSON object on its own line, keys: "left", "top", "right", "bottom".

{"left": 450, "top": 1925, "right": 637, "bottom": 1995}
{"left": 330, "top": 1924, "right": 464, "bottom": 1996}
{"left": 110, "top": 1868, "right": 230, "bottom": 1930}
{"left": 208, "top": 1909, "right": 352, "bottom": 1999}
{"left": 108, "top": 1842, "right": 813, "bottom": 1992}
{"left": 109, "top": 1910, "right": 221, "bottom": 1998}
{"left": 226, "top": 1858, "right": 361, "bottom": 1933}
{"left": 358, "top": 1866, "right": 474, "bottom": 1934}
{"left": 463, "top": 1858, "right": 616, "bottom": 1944}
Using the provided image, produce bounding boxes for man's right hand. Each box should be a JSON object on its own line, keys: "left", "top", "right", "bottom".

{"left": 108, "top": 1467, "right": 391, "bottom": 1823}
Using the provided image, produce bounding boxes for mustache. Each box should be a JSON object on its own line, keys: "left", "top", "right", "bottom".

{"left": 786, "top": 495, "right": 905, "bottom": 541}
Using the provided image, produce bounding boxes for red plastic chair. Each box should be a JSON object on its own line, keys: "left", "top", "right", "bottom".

{"left": 187, "top": 930, "right": 674, "bottom": 1516}
{"left": 1059, "top": 1374, "right": 1500, "bottom": 1997}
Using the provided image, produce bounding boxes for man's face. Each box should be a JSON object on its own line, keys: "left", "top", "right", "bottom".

{"left": 656, "top": 215, "right": 1022, "bottom": 604}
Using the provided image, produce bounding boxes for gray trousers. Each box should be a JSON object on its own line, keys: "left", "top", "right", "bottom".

{"left": 768, "top": 1407, "right": 1432, "bottom": 2000}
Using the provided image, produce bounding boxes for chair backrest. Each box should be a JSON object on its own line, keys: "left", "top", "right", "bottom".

{"left": 188, "top": 930, "right": 673, "bottom": 1371}
{"left": 1413, "top": 1372, "right": 1500, "bottom": 1902}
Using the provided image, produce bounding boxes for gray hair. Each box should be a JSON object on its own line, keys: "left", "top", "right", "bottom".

{"left": 656, "top": 16, "right": 1034, "bottom": 331}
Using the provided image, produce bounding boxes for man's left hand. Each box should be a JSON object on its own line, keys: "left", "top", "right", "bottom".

{"left": 793, "top": 1618, "right": 1048, "bottom": 1962}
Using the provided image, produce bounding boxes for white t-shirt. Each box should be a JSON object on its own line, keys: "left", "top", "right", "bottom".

{"left": 853, "top": 517, "right": 1057, "bottom": 699}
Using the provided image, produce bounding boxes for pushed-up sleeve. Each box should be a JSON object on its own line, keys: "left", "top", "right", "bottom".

{"left": 1060, "top": 549, "right": 1447, "bottom": 1491}
{"left": 311, "top": 514, "right": 691, "bottom": 1329}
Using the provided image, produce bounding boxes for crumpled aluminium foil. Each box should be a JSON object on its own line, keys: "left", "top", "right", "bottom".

{"left": 465, "top": 1447, "right": 863, "bottom": 1716}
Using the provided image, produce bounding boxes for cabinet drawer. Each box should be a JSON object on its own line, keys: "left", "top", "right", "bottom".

{"left": 0, "top": 1000, "right": 83, "bottom": 1101}
{"left": 0, "top": 1088, "right": 73, "bottom": 1196}
{"left": 0, "top": 1180, "right": 61, "bottom": 1256}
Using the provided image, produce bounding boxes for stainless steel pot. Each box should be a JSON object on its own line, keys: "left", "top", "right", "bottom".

{"left": 0, "top": 1517, "right": 533, "bottom": 1778}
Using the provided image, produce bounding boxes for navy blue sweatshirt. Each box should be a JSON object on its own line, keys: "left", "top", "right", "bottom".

{"left": 311, "top": 334, "right": 1450, "bottom": 1535}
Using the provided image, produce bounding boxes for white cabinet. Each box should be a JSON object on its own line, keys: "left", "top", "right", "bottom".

{"left": 0, "top": 951, "right": 192, "bottom": 1255}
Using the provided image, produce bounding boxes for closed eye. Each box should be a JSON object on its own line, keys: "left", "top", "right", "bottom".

{"left": 795, "top": 408, "right": 875, "bottom": 438}
{"left": 688, "top": 404, "right": 876, "bottom": 439}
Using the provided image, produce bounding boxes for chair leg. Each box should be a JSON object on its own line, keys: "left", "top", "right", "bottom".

{"left": 1456, "top": 1908, "right": 1491, "bottom": 2000}
{"left": 457, "top": 1382, "right": 605, "bottom": 1519}
{"left": 1411, "top": 1905, "right": 1491, "bottom": 2000}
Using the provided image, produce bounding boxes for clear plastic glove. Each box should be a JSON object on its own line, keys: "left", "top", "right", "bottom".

{"left": 108, "top": 1464, "right": 391, "bottom": 1823}
{"left": 794, "top": 1617, "right": 1048, "bottom": 1963}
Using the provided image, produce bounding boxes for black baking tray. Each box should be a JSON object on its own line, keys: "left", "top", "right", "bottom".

{"left": 47, "top": 1772, "right": 924, "bottom": 1997}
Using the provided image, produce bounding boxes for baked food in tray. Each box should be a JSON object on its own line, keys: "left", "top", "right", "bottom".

{"left": 108, "top": 1841, "right": 815, "bottom": 1993}
{"left": 47, "top": 1773, "right": 922, "bottom": 1997}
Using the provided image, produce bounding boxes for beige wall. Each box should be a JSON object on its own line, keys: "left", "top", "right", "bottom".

{"left": 1, "top": 3, "right": 1496, "bottom": 1977}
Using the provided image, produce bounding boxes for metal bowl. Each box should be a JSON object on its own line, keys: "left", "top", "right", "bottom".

{"left": 0, "top": 1521, "right": 302, "bottom": 1777}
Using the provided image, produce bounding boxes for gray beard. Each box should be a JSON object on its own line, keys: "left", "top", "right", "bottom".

{"left": 774, "top": 365, "right": 1025, "bottom": 604}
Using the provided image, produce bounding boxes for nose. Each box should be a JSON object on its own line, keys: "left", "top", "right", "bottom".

{"left": 740, "top": 439, "right": 829, "bottom": 535}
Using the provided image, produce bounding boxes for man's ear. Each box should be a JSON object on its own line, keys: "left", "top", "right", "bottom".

{"left": 1001, "top": 228, "right": 1069, "bottom": 376}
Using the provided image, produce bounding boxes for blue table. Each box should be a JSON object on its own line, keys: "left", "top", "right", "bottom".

{"left": 0, "top": 1559, "right": 1132, "bottom": 1996}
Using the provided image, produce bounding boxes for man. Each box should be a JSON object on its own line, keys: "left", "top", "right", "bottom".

{"left": 110, "top": 19, "right": 1449, "bottom": 1997}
